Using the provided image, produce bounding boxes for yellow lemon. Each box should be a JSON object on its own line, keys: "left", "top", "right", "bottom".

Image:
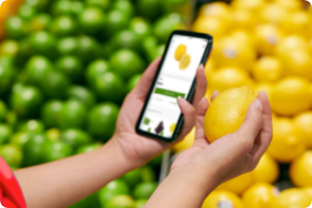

{"left": 271, "top": 77, "right": 312, "bottom": 116}
{"left": 281, "top": 11, "right": 312, "bottom": 38}
{"left": 231, "top": 0, "right": 266, "bottom": 12}
{"left": 309, "top": 37, "right": 312, "bottom": 52}
{"left": 192, "top": 16, "right": 229, "bottom": 39}
{"left": 179, "top": 54, "right": 191, "bottom": 70}
{"left": 169, "top": 123, "right": 176, "bottom": 134}
{"left": 232, "top": 9, "right": 258, "bottom": 31}
{"left": 174, "top": 44, "right": 187, "bottom": 61}
{"left": 216, "top": 172, "right": 254, "bottom": 195}
{"left": 202, "top": 190, "right": 245, "bottom": 208}
{"left": 254, "top": 24, "right": 284, "bottom": 55}
{"left": 173, "top": 128, "right": 195, "bottom": 153}
{"left": 230, "top": 29, "right": 256, "bottom": 47}
{"left": 204, "top": 58, "right": 215, "bottom": 80}
{"left": 208, "top": 67, "right": 250, "bottom": 93}
{"left": 252, "top": 153, "right": 279, "bottom": 184}
{"left": 212, "top": 36, "right": 256, "bottom": 70}
{"left": 276, "top": 36, "right": 311, "bottom": 78}
{"left": 204, "top": 86, "right": 255, "bottom": 143}
{"left": 252, "top": 56, "right": 282, "bottom": 82}
{"left": 253, "top": 83, "right": 273, "bottom": 103}
{"left": 294, "top": 112, "right": 312, "bottom": 148}
{"left": 198, "top": 2, "right": 232, "bottom": 21}
{"left": 246, "top": 79, "right": 256, "bottom": 92}
{"left": 276, "top": 35, "right": 310, "bottom": 56}
{"left": 272, "top": 188, "right": 311, "bottom": 208}
{"left": 267, "top": 117, "right": 306, "bottom": 163}
{"left": 303, "top": 187, "right": 312, "bottom": 198}
{"left": 242, "top": 183, "right": 279, "bottom": 208}
{"left": 279, "top": 49, "right": 312, "bottom": 80}
{"left": 260, "top": 4, "right": 290, "bottom": 26}
{"left": 272, "top": 0, "right": 303, "bottom": 11}
{"left": 290, "top": 151, "right": 312, "bottom": 187}
{"left": 205, "top": 88, "right": 213, "bottom": 102}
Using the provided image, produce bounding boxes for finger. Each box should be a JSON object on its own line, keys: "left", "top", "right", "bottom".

{"left": 234, "top": 99, "right": 264, "bottom": 153}
{"left": 177, "top": 97, "right": 196, "bottom": 140}
{"left": 258, "top": 91, "right": 272, "bottom": 119}
{"left": 211, "top": 91, "right": 219, "bottom": 101}
{"left": 192, "top": 64, "right": 207, "bottom": 107}
{"left": 250, "top": 91, "right": 273, "bottom": 160}
{"left": 194, "top": 97, "right": 210, "bottom": 147}
{"left": 132, "top": 58, "right": 161, "bottom": 99}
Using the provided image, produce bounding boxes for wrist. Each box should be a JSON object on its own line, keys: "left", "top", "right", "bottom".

{"left": 145, "top": 167, "right": 214, "bottom": 208}
{"left": 169, "top": 162, "right": 219, "bottom": 196}
{"left": 108, "top": 136, "right": 144, "bottom": 171}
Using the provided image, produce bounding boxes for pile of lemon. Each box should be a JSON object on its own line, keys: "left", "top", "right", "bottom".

{"left": 174, "top": 0, "right": 312, "bottom": 207}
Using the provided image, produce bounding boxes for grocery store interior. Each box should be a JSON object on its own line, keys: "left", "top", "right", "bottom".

{"left": 0, "top": 0, "right": 312, "bottom": 207}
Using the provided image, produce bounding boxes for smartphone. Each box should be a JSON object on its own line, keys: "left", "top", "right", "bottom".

{"left": 135, "top": 30, "right": 213, "bottom": 142}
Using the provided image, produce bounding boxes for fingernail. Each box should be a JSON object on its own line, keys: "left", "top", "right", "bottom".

{"left": 199, "top": 64, "right": 204, "bottom": 69}
{"left": 212, "top": 90, "right": 219, "bottom": 95}
{"left": 177, "top": 96, "right": 183, "bottom": 102}
{"left": 254, "top": 99, "right": 263, "bottom": 111}
{"left": 178, "top": 96, "right": 188, "bottom": 104}
{"left": 258, "top": 91, "right": 267, "bottom": 96}
{"left": 201, "top": 97, "right": 209, "bottom": 104}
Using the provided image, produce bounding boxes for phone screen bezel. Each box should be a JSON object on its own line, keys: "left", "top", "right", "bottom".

{"left": 135, "top": 30, "right": 213, "bottom": 142}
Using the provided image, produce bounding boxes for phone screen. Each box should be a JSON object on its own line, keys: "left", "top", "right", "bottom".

{"left": 139, "top": 34, "right": 209, "bottom": 139}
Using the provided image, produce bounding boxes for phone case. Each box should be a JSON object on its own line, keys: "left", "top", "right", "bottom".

{"left": 135, "top": 30, "right": 213, "bottom": 142}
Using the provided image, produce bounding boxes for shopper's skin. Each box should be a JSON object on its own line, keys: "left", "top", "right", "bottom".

{"left": 146, "top": 92, "right": 272, "bottom": 208}
{"left": 14, "top": 58, "right": 272, "bottom": 208}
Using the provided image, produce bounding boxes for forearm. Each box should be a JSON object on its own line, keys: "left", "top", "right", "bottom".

{"left": 145, "top": 167, "right": 216, "bottom": 208}
{"left": 14, "top": 139, "right": 141, "bottom": 208}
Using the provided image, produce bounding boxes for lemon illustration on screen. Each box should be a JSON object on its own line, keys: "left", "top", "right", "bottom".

{"left": 170, "top": 123, "right": 176, "bottom": 134}
{"left": 179, "top": 54, "right": 191, "bottom": 70}
{"left": 174, "top": 44, "right": 187, "bottom": 61}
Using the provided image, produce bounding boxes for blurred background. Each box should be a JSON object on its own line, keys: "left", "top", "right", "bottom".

{"left": 0, "top": 0, "right": 312, "bottom": 207}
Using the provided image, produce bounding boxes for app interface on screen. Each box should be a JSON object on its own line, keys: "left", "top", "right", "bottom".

{"left": 139, "top": 35, "right": 209, "bottom": 138}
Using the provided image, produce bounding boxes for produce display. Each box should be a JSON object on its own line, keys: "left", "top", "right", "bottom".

{"left": 0, "top": 0, "right": 187, "bottom": 207}
{"left": 173, "top": 0, "right": 312, "bottom": 207}
{"left": 1, "top": 0, "right": 312, "bottom": 207}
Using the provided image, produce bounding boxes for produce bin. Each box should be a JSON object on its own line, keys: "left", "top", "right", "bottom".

{"left": 167, "top": 0, "right": 312, "bottom": 207}
{"left": 0, "top": 0, "right": 193, "bottom": 207}
{"left": 1, "top": 0, "right": 312, "bottom": 207}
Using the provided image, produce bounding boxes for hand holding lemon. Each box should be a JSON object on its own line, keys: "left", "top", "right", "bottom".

{"left": 204, "top": 86, "right": 256, "bottom": 142}
{"left": 172, "top": 87, "right": 272, "bottom": 179}
{"left": 147, "top": 87, "right": 273, "bottom": 208}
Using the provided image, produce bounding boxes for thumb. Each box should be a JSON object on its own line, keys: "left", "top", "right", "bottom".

{"left": 132, "top": 58, "right": 161, "bottom": 99}
{"left": 177, "top": 97, "right": 196, "bottom": 139}
{"left": 234, "top": 99, "right": 263, "bottom": 152}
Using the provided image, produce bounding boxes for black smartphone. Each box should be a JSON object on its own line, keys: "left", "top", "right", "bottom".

{"left": 135, "top": 30, "right": 213, "bottom": 142}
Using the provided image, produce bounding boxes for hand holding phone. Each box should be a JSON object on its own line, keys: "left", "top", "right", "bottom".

{"left": 136, "top": 30, "right": 213, "bottom": 142}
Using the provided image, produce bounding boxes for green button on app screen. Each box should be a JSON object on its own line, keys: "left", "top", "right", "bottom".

{"left": 154, "top": 88, "right": 185, "bottom": 98}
